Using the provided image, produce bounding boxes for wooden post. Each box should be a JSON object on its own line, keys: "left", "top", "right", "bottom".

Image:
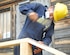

{"left": 20, "top": 42, "right": 32, "bottom": 55}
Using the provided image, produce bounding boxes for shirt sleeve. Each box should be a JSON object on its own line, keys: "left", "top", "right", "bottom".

{"left": 42, "top": 21, "right": 54, "bottom": 45}
{"left": 19, "top": 3, "right": 44, "bottom": 16}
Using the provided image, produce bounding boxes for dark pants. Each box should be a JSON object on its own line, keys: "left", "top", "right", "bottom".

{"left": 14, "top": 45, "right": 42, "bottom": 55}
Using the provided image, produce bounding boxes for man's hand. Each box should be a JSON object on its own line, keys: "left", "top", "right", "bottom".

{"left": 28, "top": 12, "right": 38, "bottom": 22}
{"left": 34, "top": 41, "right": 44, "bottom": 54}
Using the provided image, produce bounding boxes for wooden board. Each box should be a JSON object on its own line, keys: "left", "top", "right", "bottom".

{"left": 0, "top": 0, "right": 16, "bottom": 5}
{"left": 54, "top": 44, "right": 70, "bottom": 48}
{"left": 55, "top": 40, "right": 70, "bottom": 45}
{"left": 0, "top": 38, "right": 67, "bottom": 55}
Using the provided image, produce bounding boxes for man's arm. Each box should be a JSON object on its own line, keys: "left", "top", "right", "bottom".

{"left": 19, "top": 3, "right": 39, "bottom": 21}
{"left": 19, "top": 3, "right": 46, "bottom": 22}
{"left": 43, "top": 21, "right": 54, "bottom": 45}
{"left": 19, "top": 3, "right": 44, "bottom": 15}
{"left": 34, "top": 22, "right": 54, "bottom": 54}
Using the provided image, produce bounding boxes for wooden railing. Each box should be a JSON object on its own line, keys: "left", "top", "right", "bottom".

{"left": 0, "top": 38, "right": 68, "bottom": 55}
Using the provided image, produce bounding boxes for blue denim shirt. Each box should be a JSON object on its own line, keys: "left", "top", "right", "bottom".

{"left": 18, "top": 3, "right": 54, "bottom": 45}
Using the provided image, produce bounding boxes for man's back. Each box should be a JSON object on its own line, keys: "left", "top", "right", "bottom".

{"left": 18, "top": 3, "right": 46, "bottom": 41}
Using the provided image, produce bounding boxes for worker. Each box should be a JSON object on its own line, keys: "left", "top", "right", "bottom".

{"left": 14, "top": 2, "right": 68, "bottom": 55}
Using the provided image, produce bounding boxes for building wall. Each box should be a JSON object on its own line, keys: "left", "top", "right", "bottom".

{"left": 51, "top": 0, "right": 70, "bottom": 55}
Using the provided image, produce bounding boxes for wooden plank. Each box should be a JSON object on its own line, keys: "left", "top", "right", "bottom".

{"left": 51, "top": 0, "right": 69, "bottom": 3}
{"left": 55, "top": 40, "right": 70, "bottom": 45}
{"left": 0, "top": 38, "right": 27, "bottom": 48}
{"left": 0, "top": 0, "right": 16, "bottom": 5}
{"left": 51, "top": 0, "right": 69, "bottom": 5}
{"left": 54, "top": 19, "right": 70, "bottom": 30}
{"left": 28, "top": 38, "right": 67, "bottom": 55}
{"left": 54, "top": 34, "right": 70, "bottom": 39}
{"left": 56, "top": 48, "right": 70, "bottom": 54}
{"left": 55, "top": 37, "right": 70, "bottom": 41}
{"left": 0, "top": 33, "right": 2, "bottom": 39}
{"left": 54, "top": 28, "right": 70, "bottom": 39}
{"left": 0, "top": 4, "right": 12, "bottom": 10}
{"left": 54, "top": 44, "right": 70, "bottom": 48}
{"left": 20, "top": 42, "right": 32, "bottom": 55}
{"left": 0, "top": 38, "right": 67, "bottom": 55}
{"left": 0, "top": 52, "right": 13, "bottom": 55}
{"left": 56, "top": 0, "right": 70, "bottom": 3}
